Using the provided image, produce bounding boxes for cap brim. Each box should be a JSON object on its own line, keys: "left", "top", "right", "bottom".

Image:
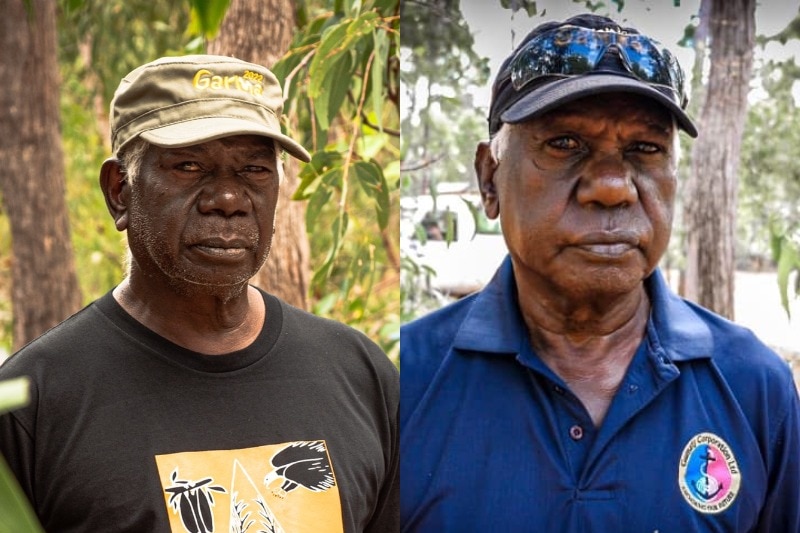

{"left": 500, "top": 74, "right": 698, "bottom": 138}
{"left": 140, "top": 117, "right": 311, "bottom": 162}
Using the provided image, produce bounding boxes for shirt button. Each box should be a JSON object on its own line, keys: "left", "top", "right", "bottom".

{"left": 569, "top": 425, "right": 584, "bottom": 441}
{"left": 553, "top": 385, "right": 565, "bottom": 395}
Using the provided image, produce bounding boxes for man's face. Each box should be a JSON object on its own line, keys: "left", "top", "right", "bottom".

{"left": 125, "top": 135, "right": 280, "bottom": 293}
{"left": 478, "top": 93, "right": 678, "bottom": 301}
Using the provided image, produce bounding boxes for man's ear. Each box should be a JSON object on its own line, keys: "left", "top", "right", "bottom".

{"left": 475, "top": 141, "right": 500, "bottom": 219}
{"left": 99, "top": 158, "right": 130, "bottom": 232}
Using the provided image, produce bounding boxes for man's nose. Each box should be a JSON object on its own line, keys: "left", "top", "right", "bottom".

{"left": 575, "top": 153, "right": 638, "bottom": 208}
{"left": 197, "top": 172, "right": 252, "bottom": 217}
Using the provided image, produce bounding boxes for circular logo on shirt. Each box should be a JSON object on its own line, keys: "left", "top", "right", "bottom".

{"left": 678, "top": 432, "right": 741, "bottom": 514}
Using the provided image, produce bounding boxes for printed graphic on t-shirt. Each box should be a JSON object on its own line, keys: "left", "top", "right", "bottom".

{"left": 155, "top": 440, "right": 343, "bottom": 533}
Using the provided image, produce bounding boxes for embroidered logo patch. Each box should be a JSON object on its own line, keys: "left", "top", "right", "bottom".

{"left": 678, "top": 432, "right": 741, "bottom": 514}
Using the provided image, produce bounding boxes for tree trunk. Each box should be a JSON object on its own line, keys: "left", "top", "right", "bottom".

{"left": 683, "top": 0, "right": 755, "bottom": 320}
{"left": 0, "top": 0, "right": 82, "bottom": 350}
{"left": 208, "top": 0, "right": 310, "bottom": 310}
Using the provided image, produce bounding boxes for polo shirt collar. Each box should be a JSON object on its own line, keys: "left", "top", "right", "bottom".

{"left": 452, "top": 255, "right": 712, "bottom": 362}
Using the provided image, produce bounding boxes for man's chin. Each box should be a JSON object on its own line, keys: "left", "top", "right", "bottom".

{"left": 165, "top": 273, "right": 255, "bottom": 300}
{"left": 559, "top": 266, "right": 648, "bottom": 300}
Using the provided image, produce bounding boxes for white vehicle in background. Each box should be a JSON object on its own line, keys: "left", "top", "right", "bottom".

{"left": 401, "top": 183, "right": 508, "bottom": 299}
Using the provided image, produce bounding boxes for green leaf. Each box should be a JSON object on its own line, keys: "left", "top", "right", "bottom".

{"left": 312, "top": 292, "right": 338, "bottom": 316}
{"left": 272, "top": 47, "right": 309, "bottom": 85}
{"left": 357, "top": 131, "right": 391, "bottom": 159}
{"left": 334, "top": 0, "right": 346, "bottom": 16}
{"left": 309, "top": 22, "right": 350, "bottom": 97}
{"left": 348, "top": 296, "right": 366, "bottom": 317}
{"left": 0, "top": 377, "right": 29, "bottom": 416}
{"left": 183, "top": 36, "right": 205, "bottom": 54}
{"left": 322, "top": 165, "right": 345, "bottom": 189}
{"left": 296, "top": 0, "right": 310, "bottom": 28}
{"left": 0, "top": 453, "right": 44, "bottom": 533}
{"left": 313, "top": 211, "right": 349, "bottom": 286}
{"left": 300, "top": 150, "right": 343, "bottom": 177}
{"left": 461, "top": 197, "right": 481, "bottom": 240}
{"left": 64, "top": 0, "right": 86, "bottom": 13}
{"left": 370, "top": 30, "right": 388, "bottom": 132}
{"left": 344, "top": 245, "right": 376, "bottom": 303}
{"left": 313, "top": 52, "right": 354, "bottom": 131}
{"left": 498, "top": 0, "right": 539, "bottom": 16}
{"left": 306, "top": 187, "right": 333, "bottom": 233}
{"left": 187, "top": 0, "right": 231, "bottom": 39}
{"left": 374, "top": 174, "right": 391, "bottom": 231}
{"left": 353, "top": 160, "right": 381, "bottom": 189}
{"left": 293, "top": 170, "right": 322, "bottom": 201}
{"left": 309, "top": 12, "right": 380, "bottom": 100}
{"left": 769, "top": 225, "right": 783, "bottom": 263}
{"left": 776, "top": 238, "right": 800, "bottom": 318}
{"left": 293, "top": 152, "right": 343, "bottom": 201}
{"left": 370, "top": 0, "right": 399, "bottom": 14}
{"left": 0, "top": 377, "right": 42, "bottom": 533}
{"left": 346, "top": 11, "right": 380, "bottom": 42}
{"left": 354, "top": 161, "right": 390, "bottom": 230}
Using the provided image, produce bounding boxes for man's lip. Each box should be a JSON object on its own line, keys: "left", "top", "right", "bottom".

{"left": 577, "top": 242, "right": 636, "bottom": 256}
{"left": 571, "top": 231, "right": 640, "bottom": 257}
{"left": 189, "top": 237, "right": 251, "bottom": 259}
{"left": 191, "top": 237, "right": 250, "bottom": 249}
{"left": 573, "top": 231, "right": 640, "bottom": 247}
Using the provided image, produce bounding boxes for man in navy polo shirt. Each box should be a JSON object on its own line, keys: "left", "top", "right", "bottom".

{"left": 400, "top": 13, "right": 800, "bottom": 532}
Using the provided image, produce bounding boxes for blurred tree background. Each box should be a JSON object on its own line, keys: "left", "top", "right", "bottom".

{"left": 0, "top": 0, "right": 400, "bottom": 363}
{"left": 400, "top": 0, "right": 800, "bottom": 331}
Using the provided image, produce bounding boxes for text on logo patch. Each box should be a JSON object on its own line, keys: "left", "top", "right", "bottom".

{"left": 678, "top": 432, "right": 741, "bottom": 514}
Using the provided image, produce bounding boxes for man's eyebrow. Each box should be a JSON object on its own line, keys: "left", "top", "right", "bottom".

{"left": 163, "top": 145, "right": 207, "bottom": 157}
{"left": 640, "top": 119, "right": 674, "bottom": 137}
{"left": 161, "top": 145, "right": 276, "bottom": 159}
{"left": 247, "top": 147, "right": 277, "bottom": 158}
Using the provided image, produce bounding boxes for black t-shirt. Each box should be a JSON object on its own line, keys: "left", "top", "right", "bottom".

{"left": 0, "top": 288, "right": 399, "bottom": 532}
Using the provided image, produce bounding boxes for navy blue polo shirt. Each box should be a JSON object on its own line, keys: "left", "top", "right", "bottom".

{"left": 400, "top": 257, "right": 800, "bottom": 532}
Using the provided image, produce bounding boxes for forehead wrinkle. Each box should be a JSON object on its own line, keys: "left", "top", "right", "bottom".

{"left": 531, "top": 101, "right": 674, "bottom": 141}
{"left": 158, "top": 137, "right": 277, "bottom": 160}
{"left": 218, "top": 134, "right": 276, "bottom": 152}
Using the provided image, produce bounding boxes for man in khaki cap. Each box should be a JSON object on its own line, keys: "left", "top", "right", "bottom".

{"left": 0, "top": 55, "right": 398, "bottom": 533}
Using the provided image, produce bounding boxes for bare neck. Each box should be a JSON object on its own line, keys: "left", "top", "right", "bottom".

{"left": 519, "top": 281, "right": 651, "bottom": 427}
{"left": 112, "top": 277, "right": 265, "bottom": 355}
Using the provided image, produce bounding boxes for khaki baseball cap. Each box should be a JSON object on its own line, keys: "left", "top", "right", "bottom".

{"left": 110, "top": 54, "right": 311, "bottom": 162}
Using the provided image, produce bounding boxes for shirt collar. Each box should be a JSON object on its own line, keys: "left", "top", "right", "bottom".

{"left": 452, "top": 255, "right": 713, "bottom": 362}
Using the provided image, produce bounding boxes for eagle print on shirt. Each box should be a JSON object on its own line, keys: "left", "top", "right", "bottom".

{"left": 264, "top": 441, "right": 336, "bottom": 498}
{"left": 155, "top": 440, "right": 342, "bottom": 533}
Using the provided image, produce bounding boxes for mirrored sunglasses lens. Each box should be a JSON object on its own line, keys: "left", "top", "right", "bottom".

{"left": 509, "top": 27, "right": 684, "bottom": 101}
{"left": 510, "top": 29, "right": 604, "bottom": 90}
{"left": 618, "top": 36, "right": 673, "bottom": 86}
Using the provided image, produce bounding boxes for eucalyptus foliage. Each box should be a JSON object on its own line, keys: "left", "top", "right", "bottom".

{"left": 400, "top": 0, "right": 489, "bottom": 194}
{"left": 271, "top": 0, "right": 401, "bottom": 360}
{"left": 740, "top": 56, "right": 800, "bottom": 317}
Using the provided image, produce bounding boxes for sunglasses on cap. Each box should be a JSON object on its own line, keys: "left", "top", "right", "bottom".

{"left": 508, "top": 25, "right": 688, "bottom": 108}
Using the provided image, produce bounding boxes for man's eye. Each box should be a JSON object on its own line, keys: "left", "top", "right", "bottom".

{"left": 629, "top": 142, "right": 660, "bottom": 154}
{"left": 243, "top": 165, "right": 268, "bottom": 173}
{"left": 547, "top": 136, "right": 580, "bottom": 150}
{"left": 176, "top": 161, "right": 202, "bottom": 171}
{"left": 241, "top": 165, "right": 274, "bottom": 179}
